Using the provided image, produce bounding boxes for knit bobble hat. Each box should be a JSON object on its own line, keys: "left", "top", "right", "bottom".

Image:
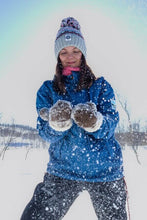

{"left": 54, "top": 17, "right": 86, "bottom": 59}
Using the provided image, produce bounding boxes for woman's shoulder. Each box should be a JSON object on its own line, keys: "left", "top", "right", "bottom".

{"left": 92, "top": 76, "right": 106, "bottom": 87}
{"left": 37, "top": 80, "right": 54, "bottom": 94}
{"left": 95, "top": 76, "right": 111, "bottom": 83}
{"left": 43, "top": 80, "right": 54, "bottom": 86}
{"left": 39, "top": 80, "right": 54, "bottom": 90}
{"left": 90, "top": 76, "right": 114, "bottom": 95}
{"left": 95, "top": 76, "right": 104, "bottom": 83}
{"left": 94, "top": 76, "right": 113, "bottom": 88}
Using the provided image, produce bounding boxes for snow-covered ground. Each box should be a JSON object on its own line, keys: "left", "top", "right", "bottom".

{"left": 0, "top": 146, "right": 147, "bottom": 220}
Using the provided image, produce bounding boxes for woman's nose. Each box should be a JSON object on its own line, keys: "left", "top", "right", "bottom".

{"left": 67, "top": 53, "right": 74, "bottom": 59}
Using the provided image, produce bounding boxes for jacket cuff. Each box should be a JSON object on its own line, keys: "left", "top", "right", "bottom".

{"left": 49, "top": 118, "right": 73, "bottom": 132}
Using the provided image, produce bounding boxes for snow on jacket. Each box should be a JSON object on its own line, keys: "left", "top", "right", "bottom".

{"left": 36, "top": 72, "right": 124, "bottom": 182}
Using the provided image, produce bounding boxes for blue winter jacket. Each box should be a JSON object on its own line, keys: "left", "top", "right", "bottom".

{"left": 36, "top": 72, "right": 124, "bottom": 182}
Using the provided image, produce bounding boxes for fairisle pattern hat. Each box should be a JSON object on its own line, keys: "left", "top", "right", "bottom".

{"left": 54, "top": 17, "right": 87, "bottom": 59}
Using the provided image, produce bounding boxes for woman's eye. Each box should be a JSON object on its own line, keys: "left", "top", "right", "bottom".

{"left": 60, "top": 52, "right": 67, "bottom": 56}
{"left": 73, "top": 51, "right": 80, "bottom": 53}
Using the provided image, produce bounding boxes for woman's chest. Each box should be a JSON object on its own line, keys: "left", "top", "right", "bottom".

{"left": 51, "top": 89, "right": 90, "bottom": 106}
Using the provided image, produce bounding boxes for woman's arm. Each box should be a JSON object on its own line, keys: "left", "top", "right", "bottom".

{"left": 86, "top": 78, "right": 119, "bottom": 140}
{"left": 36, "top": 81, "right": 69, "bottom": 143}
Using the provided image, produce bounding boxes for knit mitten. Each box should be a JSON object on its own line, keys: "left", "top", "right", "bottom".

{"left": 49, "top": 100, "right": 72, "bottom": 131}
{"left": 39, "top": 108, "right": 49, "bottom": 121}
{"left": 72, "top": 102, "right": 103, "bottom": 132}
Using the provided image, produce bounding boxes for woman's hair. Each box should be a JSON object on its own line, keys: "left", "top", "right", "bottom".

{"left": 53, "top": 55, "right": 96, "bottom": 94}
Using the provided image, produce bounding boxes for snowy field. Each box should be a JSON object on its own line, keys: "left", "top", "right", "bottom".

{"left": 0, "top": 146, "right": 147, "bottom": 220}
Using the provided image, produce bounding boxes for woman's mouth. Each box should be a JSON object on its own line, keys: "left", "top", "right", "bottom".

{"left": 67, "top": 62, "right": 75, "bottom": 65}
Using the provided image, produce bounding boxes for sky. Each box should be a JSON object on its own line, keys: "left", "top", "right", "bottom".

{"left": 0, "top": 0, "right": 147, "bottom": 128}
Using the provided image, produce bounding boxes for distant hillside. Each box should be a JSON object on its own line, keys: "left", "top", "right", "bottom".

{"left": 0, "top": 123, "right": 147, "bottom": 148}
{"left": 0, "top": 123, "right": 48, "bottom": 148}
{"left": 0, "top": 123, "right": 37, "bottom": 138}
{"left": 115, "top": 131, "right": 147, "bottom": 147}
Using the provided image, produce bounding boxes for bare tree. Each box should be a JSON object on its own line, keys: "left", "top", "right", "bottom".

{"left": 116, "top": 92, "right": 141, "bottom": 164}
{"left": 0, "top": 119, "right": 16, "bottom": 160}
{"left": 0, "top": 113, "right": 2, "bottom": 121}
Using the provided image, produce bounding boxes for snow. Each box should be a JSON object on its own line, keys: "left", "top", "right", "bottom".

{"left": 0, "top": 146, "right": 147, "bottom": 220}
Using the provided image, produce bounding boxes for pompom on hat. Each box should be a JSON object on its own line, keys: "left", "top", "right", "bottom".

{"left": 54, "top": 17, "right": 87, "bottom": 59}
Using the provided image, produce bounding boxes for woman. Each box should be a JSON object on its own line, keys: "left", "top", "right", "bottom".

{"left": 21, "top": 17, "right": 127, "bottom": 220}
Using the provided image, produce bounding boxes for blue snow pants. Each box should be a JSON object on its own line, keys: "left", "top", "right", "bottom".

{"left": 20, "top": 173, "right": 127, "bottom": 220}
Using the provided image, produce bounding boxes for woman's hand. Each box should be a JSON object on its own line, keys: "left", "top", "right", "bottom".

{"left": 72, "top": 102, "right": 103, "bottom": 132}
{"left": 39, "top": 108, "right": 49, "bottom": 121}
{"left": 49, "top": 100, "right": 72, "bottom": 131}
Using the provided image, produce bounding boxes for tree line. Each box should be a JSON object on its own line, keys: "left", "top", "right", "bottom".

{"left": 0, "top": 121, "right": 147, "bottom": 161}
{"left": 0, "top": 123, "right": 49, "bottom": 160}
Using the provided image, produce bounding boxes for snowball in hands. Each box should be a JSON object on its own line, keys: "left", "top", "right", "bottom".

{"left": 49, "top": 100, "right": 72, "bottom": 131}
{"left": 72, "top": 102, "right": 103, "bottom": 132}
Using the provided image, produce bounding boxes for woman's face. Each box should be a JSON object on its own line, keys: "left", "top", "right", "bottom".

{"left": 59, "top": 46, "right": 82, "bottom": 67}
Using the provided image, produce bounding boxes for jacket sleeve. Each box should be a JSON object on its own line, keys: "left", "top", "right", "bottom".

{"left": 36, "top": 81, "right": 69, "bottom": 143}
{"left": 87, "top": 78, "right": 119, "bottom": 140}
